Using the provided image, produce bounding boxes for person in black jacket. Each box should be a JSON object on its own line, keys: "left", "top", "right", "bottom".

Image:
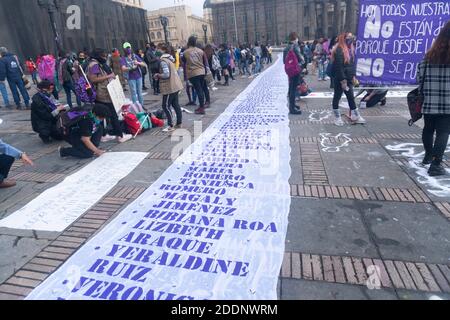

{"left": 283, "top": 32, "right": 304, "bottom": 115}
{"left": 145, "top": 43, "right": 160, "bottom": 95}
{"left": 31, "top": 80, "right": 69, "bottom": 143}
{"left": 331, "top": 33, "right": 366, "bottom": 126}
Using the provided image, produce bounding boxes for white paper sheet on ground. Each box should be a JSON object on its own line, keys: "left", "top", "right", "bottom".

{"left": 304, "top": 91, "right": 410, "bottom": 99}
{"left": 0, "top": 152, "right": 148, "bottom": 232}
{"left": 26, "top": 57, "right": 292, "bottom": 300}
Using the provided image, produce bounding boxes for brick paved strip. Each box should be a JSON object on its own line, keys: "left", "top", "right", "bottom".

{"left": 0, "top": 284, "right": 32, "bottom": 297}
{"left": 290, "top": 184, "right": 431, "bottom": 204}
{"left": 434, "top": 202, "right": 450, "bottom": 220}
{"left": 280, "top": 252, "right": 450, "bottom": 294}
{"left": 6, "top": 277, "right": 41, "bottom": 289}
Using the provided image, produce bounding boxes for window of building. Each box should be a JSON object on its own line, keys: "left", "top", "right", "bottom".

{"left": 151, "top": 32, "right": 155, "bottom": 39}
{"left": 255, "top": 12, "right": 259, "bottom": 23}
{"left": 219, "top": 16, "right": 225, "bottom": 27}
{"left": 243, "top": 13, "right": 247, "bottom": 25}
{"left": 231, "top": 15, "right": 235, "bottom": 25}
{"left": 255, "top": 32, "right": 260, "bottom": 42}
{"left": 157, "top": 32, "right": 162, "bottom": 39}
{"left": 304, "top": 27, "right": 310, "bottom": 39}
{"left": 267, "top": 32, "right": 272, "bottom": 42}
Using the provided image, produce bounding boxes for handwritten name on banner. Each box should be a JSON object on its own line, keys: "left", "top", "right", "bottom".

{"left": 355, "top": 0, "right": 450, "bottom": 85}
{"left": 26, "top": 57, "right": 292, "bottom": 300}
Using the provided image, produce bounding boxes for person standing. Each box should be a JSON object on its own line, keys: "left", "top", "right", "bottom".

{"left": 87, "top": 48, "right": 131, "bottom": 143}
{"left": 182, "top": 36, "right": 209, "bottom": 115}
{"left": 26, "top": 58, "right": 39, "bottom": 85}
{"left": 331, "top": 33, "right": 365, "bottom": 126}
{"left": 153, "top": 43, "right": 184, "bottom": 132}
{"left": 60, "top": 52, "right": 82, "bottom": 108}
{"left": 218, "top": 44, "right": 230, "bottom": 86}
{"left": 110, "top": 49, "right": 126, "bottom": 91}
{"left": 121, "top": 43, "right": 146, "bottom": 107}
{"left": 283, "top": 32, "right": 303, "bottom": 115}
{"left": 137, "top": 49, "right": 148, "bottom": 90}
{"left": 145, "top": 43, "right": 161, "bottom": 95}
{"left": 0, "top": 47, "right": 30, "bottom": 109}
{"left": 0, "top": 139, "right": 34, "bottom": 188}
{"left": 0, "top": 63, "right": 10, "bottom": 108}
{"left": 418, "top": 21, "right": 450, "bottom": 177}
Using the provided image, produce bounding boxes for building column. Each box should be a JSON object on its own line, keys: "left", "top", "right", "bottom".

{"left": 309, "top": 0, "right": 317, "bottom": 39}
{"left": 333, "top": 0, "right": 342, "bottom": 35}
{"left": 322, "top": 0, "right": 329, "bottom": 38}
{"left": 345, "top": 0, "right": 356, "bottom": 33}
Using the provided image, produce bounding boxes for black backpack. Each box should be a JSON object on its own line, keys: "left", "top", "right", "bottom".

{"left": 56, "top": 105, "right": 93, "bottom": 136}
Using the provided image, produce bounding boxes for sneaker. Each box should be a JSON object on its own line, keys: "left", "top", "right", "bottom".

{"left": 422, "top": 154, "right": 433, "bottom": 165}
{"left": 58, "top": 146, "right": 68, "bottom": 159}
{"left": 212, "top": 87, "right": 219, "bottom": 91}
{"left": 118, "top": 134, "right": 132, "bottom": 143}
{"left": 351, "top": 110, "right": 366, "bottom": 124}
{"left": 335, "top": 117, "right": 345, "bottom": 126}
{"left": 174, "top": 124, "right": 183, "bottom": 129}
{"left": 428, "top": 163, "right": 447, "bottom": 177}
{"left": 0, "top": 179, "right": 16, "bottom": 189}
{"left": 101, "top": 135, "right": 116, "bottom": 142}
{"left": 195, "top": 107, "right": 205, "bottom": 115}
{"left": 380, "top": 98, "right": 387, "bottom": 106}
{"left": 162, "top": 126, "right": 175, "bottom": 132}
{"left": 290, "top": 108, "right": 302, "bottom": 115}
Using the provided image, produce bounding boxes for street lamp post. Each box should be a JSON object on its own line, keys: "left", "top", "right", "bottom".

{"left": 159, "top": 15, "right": 169, "bottom": 45}
{"left": 37, "top": 0, "right": 62, "bottom": 55}
{"left": 202, "top": 24, "right": 208, "bottom": 45}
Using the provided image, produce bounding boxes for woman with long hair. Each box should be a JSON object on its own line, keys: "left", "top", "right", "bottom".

{"left": 418, "top": 21, "right": 450, "bottom": 177}
{"left": 331, "top": 32, "right": 365, "bottom": 126}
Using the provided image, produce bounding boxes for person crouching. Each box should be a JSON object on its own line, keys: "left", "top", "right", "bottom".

{"left": 31, "top": 80, "right": 69, "bottom": 144}
{"left": 59, "top": 103, "right": 109, "bottom": 159}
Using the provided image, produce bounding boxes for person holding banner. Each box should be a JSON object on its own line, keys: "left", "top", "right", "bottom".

{"left": 418, "top": 21, "right": 450, "bottom": 177}
{"left": 331, "top": 33, "right": 366, "bottom": 126}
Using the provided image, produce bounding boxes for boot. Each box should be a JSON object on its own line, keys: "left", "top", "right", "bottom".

{"left": 195, "top": 107, "right": 205, "bottom": 115}
{"left": 350, "top": 109, "right": 366, "bottom": 124}
{"left": 422, "top": 153, "right": 433, "bottom": 165}
{"left": 428, "top": 159, "right": 447, "bottom": 177}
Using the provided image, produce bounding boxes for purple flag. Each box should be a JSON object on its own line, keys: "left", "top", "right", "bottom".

{"left": 355, "top": 0, "right": 450, "bottom": 85}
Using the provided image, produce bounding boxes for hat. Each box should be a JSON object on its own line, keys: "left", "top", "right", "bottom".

{"left": 0, "top": 47, "right": 7, "bottom": 55}
{"left": 123, "top": 42, "right": 132, "bottom": 49}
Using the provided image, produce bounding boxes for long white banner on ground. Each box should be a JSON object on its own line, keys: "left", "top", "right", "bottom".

{"left": 26, "top": 58, "right": 292, "bottom": 300}
{"left": 0, "top": 152, "right": 148, "bottom": 232}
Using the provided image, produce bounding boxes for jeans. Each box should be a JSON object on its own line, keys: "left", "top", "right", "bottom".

{"left": 422, "top": 114, "right": 450, "bottom": 163}
{"left": 63, "top": 81, "right": 81, "bottom": 108}
{"left": 318, "top": 60, "right": 327, "bottom": 80}
{"left": 31, "top": 71, "right": 39, "bottom": 84}
{"left": 0, "top": 82, "right": 10, "bottom": 106}
{"left": 7, "top": 78, "right": 30, "bottom": 106}
{"left": 288, "top": 74, "right": 300, "bottom": 112}
{"left": 162, "top": 91, "right": 182, "bottom": 127}
{"left": 333, "top": 81, "right": 357, "bottom": 111}
{"left": 241, "top": 60, "right": 250, "bottom": 75}
{"left": 189, "top": 75, "right": 206, "bottom": 108}
{"left": 61, "top": 126, "right": 103, "bottom": 159}
{"left": 128, "top": 78, "right": 144, "bottom": 106}
{"left": 0, "top": 154, "right": 15, "bottom": 182}
{"left": 254, "top": 57, "right": 262, "bottom": 74}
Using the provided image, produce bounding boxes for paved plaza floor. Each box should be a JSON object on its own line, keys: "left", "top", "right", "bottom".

{"left": 0, "top": 58, "right": 449, "bottom": 300}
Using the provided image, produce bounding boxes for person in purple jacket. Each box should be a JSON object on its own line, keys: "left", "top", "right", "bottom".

{"left": 121, "top": 42, "right": 146, "bottom": 107}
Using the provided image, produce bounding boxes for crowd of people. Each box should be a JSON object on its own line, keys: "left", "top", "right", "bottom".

{"left": 0, "top": 36, "right": 275, "bottom": 189}
{"left": 283, "top": 21, "right": 450, "bottom": 177}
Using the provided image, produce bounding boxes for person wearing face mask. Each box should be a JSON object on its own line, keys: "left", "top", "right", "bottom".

{"left": 331, "top": 32, "right": 365, "bottom": 126}
{"left": 121, "top": 43, "right": 146, "bottom": 107}
{"left": 58, "top": 103, "right": 110, "bottom": 159}
{"left": 283, "top": 32, "right": 304, "bottom": 115}
{"left": 88, "top": 48, "right": 132, "bottom": 143}
{"left": 31, "top": 80, "right": 69, "bottom": 144}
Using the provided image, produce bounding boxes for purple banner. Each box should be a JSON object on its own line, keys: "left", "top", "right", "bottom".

{"left": 355, "top": 0, "right": 450, "bottom": 85}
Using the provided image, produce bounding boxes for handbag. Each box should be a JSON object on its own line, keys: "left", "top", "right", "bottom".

{"left": 297, "top": 82, "right": 309, "bottom": 96}
{"left": 407, "top": 63, "right": 427, "bottom": 126}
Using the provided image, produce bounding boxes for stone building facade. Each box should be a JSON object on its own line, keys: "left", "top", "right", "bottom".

{"left": 204, "top": 0, "right": 359, "bottom": 45}
{"left": 148, "top": 5, "right": 213, "bottom": 48}
{"left": 0, "top": 0, "right": 148, "bottom": 61}
{"left": 113, "top": 0, "right": 144, "bottom": 8}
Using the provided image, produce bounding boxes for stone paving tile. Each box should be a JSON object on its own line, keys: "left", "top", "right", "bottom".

{"left": 280, "top": 252, "right": 450, "bottom": 294}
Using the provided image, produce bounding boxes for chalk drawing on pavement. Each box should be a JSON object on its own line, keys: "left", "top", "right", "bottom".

{"left": 308, "top": 110, "right": 332, "bottom": 122}
{"left": 319, "top": 133, "right": 352, "bottom": 153}
{"left": 386, "top": 143, "right": 450, "bottom": 197}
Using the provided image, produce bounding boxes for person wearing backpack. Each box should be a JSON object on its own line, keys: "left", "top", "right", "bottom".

{"left": 60, "top": 52, "right": 82, "bottom": 108}
{"left": 417, "top": 21, "right": 450, "bottom": 177}
{"left": 38, "top": 53, "right": 59, "bottom": 100}
{"left": 59, "top": 103, "right": 110, "bottom": 159}
{"left": 153, "top": 43, "right": 184, "bottom": 133}
{"left": 31, "top": 80, "right": 68, "bottom": 144}
{"left": 87, "top": 48, "right": 132, "bottom": 144}
{"left": 283, "top": 32, "right": 303, "bottom": 115}
{"left": 0, "top": 47, "right": 30, "bottom": 110}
